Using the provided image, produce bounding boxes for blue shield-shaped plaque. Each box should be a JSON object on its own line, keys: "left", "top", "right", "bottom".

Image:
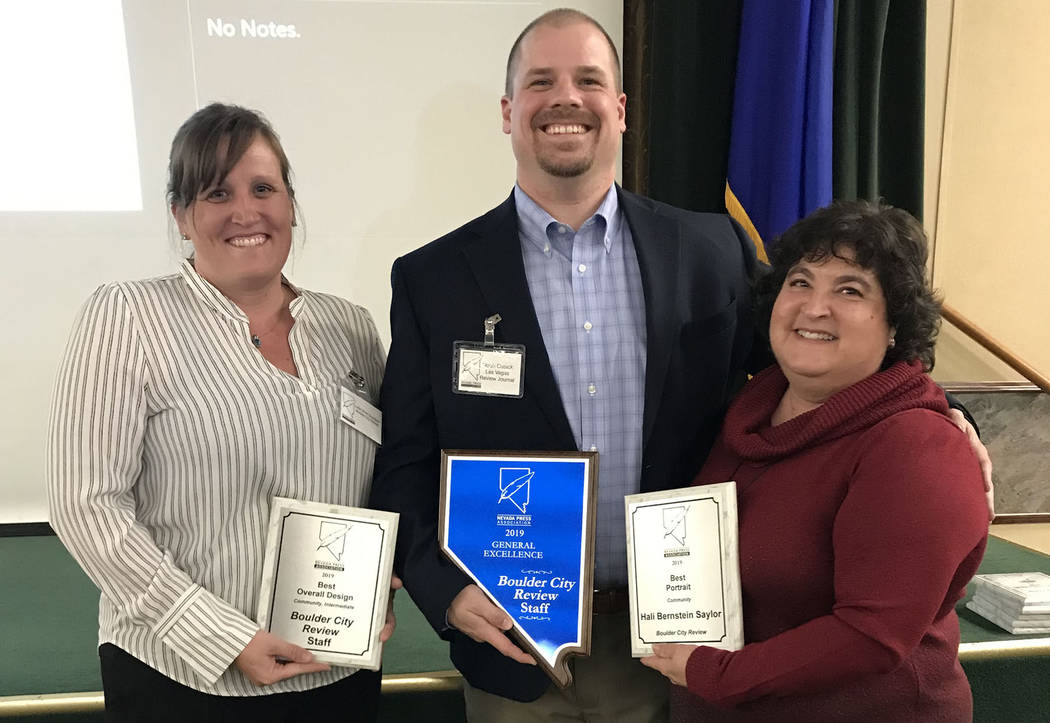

{"left": 439, "top": 450, "right": 597, "bottom": 687}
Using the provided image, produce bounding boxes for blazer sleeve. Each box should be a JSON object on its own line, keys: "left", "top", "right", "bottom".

{"left": 370, "top": 258, "right": 472, "bottom": 633}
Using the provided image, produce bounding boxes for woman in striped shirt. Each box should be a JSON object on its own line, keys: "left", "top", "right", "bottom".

{"left": 47, "top": 103, "right": 393, "bottom": 720}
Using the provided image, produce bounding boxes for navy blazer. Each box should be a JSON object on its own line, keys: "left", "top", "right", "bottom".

{"left": 370, "top": 187, "right": 762, "bottom": 701}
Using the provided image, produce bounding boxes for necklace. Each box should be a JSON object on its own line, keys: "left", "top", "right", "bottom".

{"left": 248, "top": 284, "right": 295, "bottom": 348}
{"left": 250, "top": 312, "right": 287, "bottom": 348}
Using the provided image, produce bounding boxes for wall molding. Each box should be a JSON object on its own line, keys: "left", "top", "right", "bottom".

{"left": 941, "top": 381, "right": 1042, "bottom": 394}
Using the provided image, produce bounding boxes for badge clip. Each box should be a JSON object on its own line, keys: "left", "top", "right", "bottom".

{"left": 347, "top": 370, "right": 368, "bottom": 396}
{"left": 484, "top": 313, "right": 502, "bottom": 347}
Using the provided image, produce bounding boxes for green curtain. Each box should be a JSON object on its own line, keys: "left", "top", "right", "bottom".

{"left": 833, "top": 0, "right": 926, "bottom": 218}
{"left": 622, "top": 0, "right": 741, "bottom": 212}
{"left": 624, "top": 0, "right": 926, "bottom": 220}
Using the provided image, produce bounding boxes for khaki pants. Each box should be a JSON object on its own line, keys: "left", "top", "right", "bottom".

{"left": 463, "top": 610, "right": 669, "bottom": 722}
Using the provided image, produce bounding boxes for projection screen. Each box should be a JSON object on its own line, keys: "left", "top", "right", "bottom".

{"left": 1, "top": 0, "right": 622, "bottom": 522}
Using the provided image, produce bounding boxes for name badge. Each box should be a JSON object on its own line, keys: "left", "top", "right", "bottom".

{"left": 452, "top": 313, "right": 525, "bottom": 398}
{"left": 340, "top": 372, "right": 382, "bottom": 444}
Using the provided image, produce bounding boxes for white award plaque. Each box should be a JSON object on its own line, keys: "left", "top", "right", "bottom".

{"left": 624, "top": 482, "right": 743, "bottom": 657}
{"left": 257, "top": 497, "right": 399, "bottom": 670}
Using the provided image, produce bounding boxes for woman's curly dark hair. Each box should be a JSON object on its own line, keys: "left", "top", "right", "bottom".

{"left": 755, "top": 199, "right": 942, "bottom": 371}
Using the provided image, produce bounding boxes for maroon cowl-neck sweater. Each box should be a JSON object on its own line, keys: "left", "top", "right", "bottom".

{"left": 672, "top": 361, "right": 988, "bottom": 723}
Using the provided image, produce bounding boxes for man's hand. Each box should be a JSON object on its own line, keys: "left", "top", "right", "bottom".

{"left": 947, "top": 408, "right": 995, "bottom": 521}
{"left": 380, "top": 575, "right": 403, "bottom": 643}
{"left": 447, "top": 584, "right": 536, "bottom": 665}
{"left": 640, "top": 643, "right": 696, "bottom": 687}
{"left": 234, "top": 630, "right": 330, "bottom": 686}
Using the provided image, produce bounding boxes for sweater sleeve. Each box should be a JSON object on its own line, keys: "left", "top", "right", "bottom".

{"left": 46, "top": 285, "right": 258, "bottom": 685}
{"left": 685, "top": 411, "right": 988, "bottom": 706}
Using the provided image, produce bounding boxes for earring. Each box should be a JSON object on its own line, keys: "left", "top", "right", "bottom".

{"left": 180, "top": 232, "right": 190, "bottom": 241}
{"left": 888, "top": 337, "right": 896, "bottom": 349}
{"left": 291, "top": 219, "right": 297, "bottom": 228}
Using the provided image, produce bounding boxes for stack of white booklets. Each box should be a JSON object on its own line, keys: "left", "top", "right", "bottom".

{"left": 966, "top": 572, "right": 1050, "bottom": 634}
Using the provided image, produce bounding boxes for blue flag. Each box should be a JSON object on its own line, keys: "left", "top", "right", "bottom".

{"left": 725, "top": 0, "right": 834, "bottom": 262}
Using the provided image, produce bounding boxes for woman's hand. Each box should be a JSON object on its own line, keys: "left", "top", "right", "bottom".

{"left": 234, "top": 630, "right": 330, "bottom": 686}
{"left": 641, "top": 643, "right": 697, "bottom": 687}
{"left": 379, "top": 575, "right": 403, "bottom": 643}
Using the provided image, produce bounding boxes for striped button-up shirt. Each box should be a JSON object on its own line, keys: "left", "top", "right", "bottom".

{"left": 46, "top": 261, "right": 385, "bottom": 695}
{"left": 516, "top": 185, "right": 647, "bottom": 587}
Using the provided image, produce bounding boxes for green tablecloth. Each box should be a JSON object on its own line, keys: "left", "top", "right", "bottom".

{"left": 0, "top": 536, "right": 452, "bottom": 697}
{"left": 2, "top": 533, "right": 1048, "bottom": 722}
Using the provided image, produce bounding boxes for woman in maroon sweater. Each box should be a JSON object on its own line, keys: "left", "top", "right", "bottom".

{"left": 643, "top": 201, "right": 988, "bottom": 722}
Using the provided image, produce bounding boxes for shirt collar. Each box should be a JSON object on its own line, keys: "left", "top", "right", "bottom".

{"left": 515, "top": 184, "right": 620, "bottom": 258}
{"left": 178, "top": 260, "right": 303, "bottom": 322}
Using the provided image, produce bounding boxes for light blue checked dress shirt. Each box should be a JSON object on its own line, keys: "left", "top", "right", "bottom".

{"left": 515, "top": 185, "right": 646, "bottom": 588}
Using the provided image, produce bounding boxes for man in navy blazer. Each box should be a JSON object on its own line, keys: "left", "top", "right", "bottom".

{"left": 370, "top": 9, "right": 761, "bottom": 721}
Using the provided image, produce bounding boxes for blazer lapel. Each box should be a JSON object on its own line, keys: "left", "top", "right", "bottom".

{"left": 460, "top": 193, "right": 576, "bottom": 448}
{"left": 619, "top": 189, "right": 683, "bottom": 452}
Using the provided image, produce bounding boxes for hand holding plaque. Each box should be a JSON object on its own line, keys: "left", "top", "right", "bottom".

{"left": 439, "top": 450, "right": 597, "bottom": 687}
{"left": 256, "top": 497, "right": 399, "bottom": 670}
{"left": 625, "top": 482, "right": 743, "bottom": 656}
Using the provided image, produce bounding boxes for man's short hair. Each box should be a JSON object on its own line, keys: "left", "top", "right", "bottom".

{"left": 504, "top": 8, "right": 622, "bottom": 97}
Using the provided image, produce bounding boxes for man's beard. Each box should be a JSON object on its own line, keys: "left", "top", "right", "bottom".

{"left": 538, "top": 153, "right": 593, "bottom": 178}
{"left": 531, "top": 109, "right": 598, "bottom": 178}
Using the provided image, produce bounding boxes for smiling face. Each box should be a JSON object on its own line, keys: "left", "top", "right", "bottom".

{"left": 173, "top": 135, "right": 294, "bottom": 292}
{"left": 770, "top": 249, "right": 895, "bottom": 399}
{"left": 501, "top": 20, "right": 626, "bottom": 190}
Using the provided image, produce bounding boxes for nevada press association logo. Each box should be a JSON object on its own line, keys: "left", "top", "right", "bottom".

{"left": 498, "top": 467, "right": 534, "bottom": 513}
{"left": 459, "top": 351, "right": 482, "bottom": 389}
{"left": 662, "top": 505, "right": 690, "bottom": 558}
{"left": 314, "top": 521, "right": 349, "bottom": 571}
